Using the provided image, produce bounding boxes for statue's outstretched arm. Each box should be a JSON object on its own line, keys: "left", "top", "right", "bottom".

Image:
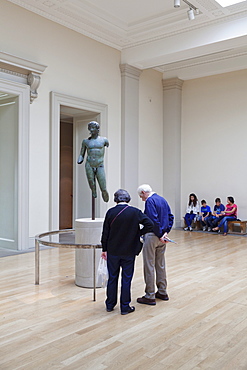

{"left": 77, "top": 140, "right": 86, "bottom": 164}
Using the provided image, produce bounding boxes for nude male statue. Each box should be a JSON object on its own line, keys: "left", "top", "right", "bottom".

{"left": 77, "top": 121, "right": 109, "bottom": 202}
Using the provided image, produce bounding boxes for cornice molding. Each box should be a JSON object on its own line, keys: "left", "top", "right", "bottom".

{"left": 0, "top": 51, "right": 47, "bottom": 103}
{"left": 7, "top": 0, "right": 247, "bottom": 50}
{"left": 0, "top": 68, "right": 27, "bottom": 80}
{"left": 120, "top": 64, "right": 142, "bottom": 80}
{"left": 162, "top": 78, "right": 184, "bottom": 91}
{"left": 0, "top": 51, "right": 47, "bottom": 74}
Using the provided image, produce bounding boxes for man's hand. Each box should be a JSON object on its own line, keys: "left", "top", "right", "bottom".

{"left": 159, "top": 232, "right": 168, "bottom": 243}
{"left": 101, "top": 251, "right": 107, "bottom": 260}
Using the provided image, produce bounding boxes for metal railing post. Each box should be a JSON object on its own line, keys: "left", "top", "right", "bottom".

{"left": 35, "top": 238, "right": 39, "bottom": 285}
{"left": 93, "top": 245, "right": 96, "bottom": 301}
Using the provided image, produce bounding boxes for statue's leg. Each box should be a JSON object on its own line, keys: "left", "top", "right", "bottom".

{"left": 85, "top": 162, "right": 97, "bottom": 198}
{"left": 96, "top": 165, "right": 109, "bottom": 202}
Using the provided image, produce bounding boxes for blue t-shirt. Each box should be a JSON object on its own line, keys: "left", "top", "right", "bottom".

{"left": 214, "top": 204, "right": 225, "bottom": 214}
{"left": 201, "top": 205, "right": 211, "bottom": 216}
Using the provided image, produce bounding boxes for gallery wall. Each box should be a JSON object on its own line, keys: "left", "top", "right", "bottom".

{"left": 138, "top": 68, "right": 164, "bottom": 210}
{"left": 1, "top": 0, "right": 165, "bottom": 241}
{"left": 1, "top": 1, "right": 246, "bottom": 243}
{"left": 181, "top": 69, "right": 247, "bottom": 221}
{"left": 1, "top": 0, "right": 122, "bottom": 237}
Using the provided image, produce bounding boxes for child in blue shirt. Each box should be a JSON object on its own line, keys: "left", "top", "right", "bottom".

{"left": 207, "top": 198, "right": 225, "bottom": 231}
{"left": 200, "top": 200, "right": 211, "bottom": 231}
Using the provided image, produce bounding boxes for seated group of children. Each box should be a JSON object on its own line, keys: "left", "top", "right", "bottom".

{"left": 184, "top": 193, "right": 238, "bottom": 236}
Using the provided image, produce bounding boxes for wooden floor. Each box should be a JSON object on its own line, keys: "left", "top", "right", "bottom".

{"left": 0, "top": 230, "right": 247, "bottom": 370}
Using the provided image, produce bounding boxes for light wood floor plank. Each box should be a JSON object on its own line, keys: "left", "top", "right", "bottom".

{"left": 0, "top": 230, "right": 247, "bottom": 369}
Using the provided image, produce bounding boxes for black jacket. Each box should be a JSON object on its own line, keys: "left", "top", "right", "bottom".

{"left": 101, "top": 204, "right": 153, "bottom": 256}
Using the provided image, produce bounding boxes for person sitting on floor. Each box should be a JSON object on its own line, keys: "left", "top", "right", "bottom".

{"left": 199, "top": 200, "right": 211, "bottom": 231}
{"left": 207, "top": 198, "right": 225, "bottom": 231}
{"left": 212, "top": 196, "right": 238, "bottom": 236}
{"left": 184, "top": 193, "right": 200, "bottom": 231}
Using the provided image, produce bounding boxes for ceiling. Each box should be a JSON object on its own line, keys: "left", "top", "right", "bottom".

{"left": 8, "top": 0, "right": 247, "bottom": 79}
{"left": 60, "top": 105, "right": 96, "bottom": 123}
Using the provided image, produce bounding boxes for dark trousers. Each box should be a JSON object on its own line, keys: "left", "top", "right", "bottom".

{"left": 106, "top": 254, "right": 135, "bottom": 313}
{"left": 207, "top": 215, "right": 224, "bottom": 228}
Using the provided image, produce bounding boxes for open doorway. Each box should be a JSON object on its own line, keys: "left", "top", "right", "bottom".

{"left": 59, "top": 106, "right": 99, "bottom": 229}
{"left": 0, "top": 92, "right": 18, "bottom": 248}
{"left": 51, "top": 92, "right": 108, "bottom": 231}
{"left": 0, "top": 81, "right": 29, "bottom": 250}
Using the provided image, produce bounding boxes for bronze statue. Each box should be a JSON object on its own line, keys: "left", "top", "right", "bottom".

{"left": 77, "top": 121, "right": 109, "bottom": 202}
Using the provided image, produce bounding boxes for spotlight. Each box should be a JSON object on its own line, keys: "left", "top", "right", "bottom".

{"left": 187, "top": 8, "right": 195, "bottom": 20}
{"left": 174, "top": 1, "right": 200, "bottom": 20}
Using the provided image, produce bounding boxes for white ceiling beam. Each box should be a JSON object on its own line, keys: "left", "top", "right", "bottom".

{"left": 121, "top": 16, "right": 247, "bottom": 69}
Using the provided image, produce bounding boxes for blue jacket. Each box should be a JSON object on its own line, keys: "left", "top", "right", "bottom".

{"left": 144, "top": 193, "right": 174, "bottom": 238}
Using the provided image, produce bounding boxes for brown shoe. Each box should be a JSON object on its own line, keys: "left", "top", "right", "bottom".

{"left": 155, "top": 292, "right": 169, "bottom": 301}
{"left": 137, "top": 296, "right": 156, "bottom": 305}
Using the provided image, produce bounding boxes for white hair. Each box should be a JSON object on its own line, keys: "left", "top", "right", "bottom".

{"left": 137, "top": 184, "right": 152, "bottom": 195}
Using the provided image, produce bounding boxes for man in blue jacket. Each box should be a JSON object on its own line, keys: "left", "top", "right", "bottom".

{"left": 137, "top": 184, "right": 174, "bottom": 305}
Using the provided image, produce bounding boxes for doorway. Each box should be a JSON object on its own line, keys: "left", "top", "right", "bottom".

{"left": 59, "top": 105, "right": 99, "bottom": 229}
{"left": 0, "top": 92, "right": 18, "bottom": 248}
{"left": 0, "top": 80, "right": 29, "bottom": 251}
{"left": 51, "top": 92, "right": 108, "bottom": 231}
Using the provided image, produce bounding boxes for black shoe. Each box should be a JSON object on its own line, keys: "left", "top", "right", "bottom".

{"left": 155, "top": 292, "right": 169, "bottom": 301}
{"left": 137, "top": 296, "right": 156, "bottom": 305}
{"left": 121, "top": 306, "right": 135, "bottom": 315}
{"left": 106, "top": 307, "right": 114, "bottom": 312}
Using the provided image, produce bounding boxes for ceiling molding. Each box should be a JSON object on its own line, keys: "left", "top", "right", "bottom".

{"left": 6, "top": 0, "right": 247, "bottom": 79}
{"left": 7, "top": 0, "right": 247, "bottom": 50}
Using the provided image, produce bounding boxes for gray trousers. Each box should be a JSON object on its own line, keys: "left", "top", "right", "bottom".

{"left": 142, "top": 232, "right": 167, "bottom": 299}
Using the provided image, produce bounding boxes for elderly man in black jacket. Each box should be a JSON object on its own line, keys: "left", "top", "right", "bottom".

{"left": 101, "top": 189, "right": 153, "bottom": 315}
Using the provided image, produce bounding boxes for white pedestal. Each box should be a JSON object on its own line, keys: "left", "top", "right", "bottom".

{"left": 75, "top": 218, "right": 103, "bottom": 288}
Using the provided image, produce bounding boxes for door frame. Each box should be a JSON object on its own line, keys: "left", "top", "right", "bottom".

{"left": 50, "top": 92, "right": 108, "bottom": 231}
{"left": 0, "top": 78, "right": 30, "bottom": 250}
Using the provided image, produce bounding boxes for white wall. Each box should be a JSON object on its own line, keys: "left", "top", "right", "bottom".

{"left": 138, "top": 69, "right": 164, "bottom": 210}
{"left": 181, "top": 69, "right": 247, "bottom": 220}
{"left": 2, "top": 1, "right": 246, "bottom": 242}
{"left": 0, "top": 0, "right": 122, "bottom": 237}
{"left": 0, "top": 1, "right": 166, "bottom": 240}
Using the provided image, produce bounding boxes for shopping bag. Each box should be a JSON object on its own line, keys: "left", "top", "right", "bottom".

{"left": 96, "top": 257, "right": 108, "bottom": 288}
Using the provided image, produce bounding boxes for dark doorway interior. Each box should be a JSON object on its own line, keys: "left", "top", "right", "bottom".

{"left": 59, "top": 121, "right": 73, "bottom": 229}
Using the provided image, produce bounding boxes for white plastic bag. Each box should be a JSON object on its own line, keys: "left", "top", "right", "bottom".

{"left": 96, "top": 257, "right": 108, "bottom": 288}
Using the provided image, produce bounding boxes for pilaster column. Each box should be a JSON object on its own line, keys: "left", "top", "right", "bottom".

{"left": 163, "top": 78, "right": 184, "bottom": 228}
{"left": 120, "top": 64, "right": 142, "bottom": 204}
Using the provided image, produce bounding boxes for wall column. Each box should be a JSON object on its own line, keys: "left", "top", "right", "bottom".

{"left": 120, "top": 64, "right": 142, "bottom": 204}
{"left": 163, "top": 78, "right": 184, "bottom": 228}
